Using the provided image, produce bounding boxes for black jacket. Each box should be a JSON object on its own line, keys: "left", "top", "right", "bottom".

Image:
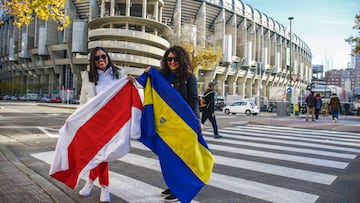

{"left": 165, "top": 72, "right": 200, "bottom": 119}
{"left": 202, "top": 89, "right": 215, "bottom": 113}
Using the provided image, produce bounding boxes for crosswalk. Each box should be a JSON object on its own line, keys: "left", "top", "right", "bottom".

{"left": 31, "top": 125, "right": 360, "bottom": 203}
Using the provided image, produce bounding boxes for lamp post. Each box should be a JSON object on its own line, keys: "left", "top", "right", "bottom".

{"left": 257, "top": 62, "right": 261, "bottom": 120}
{"left": 251, "top": 62, "right": 260, "bottom": 120}
{"left": 288, "top": 16, "right": 294, "bottom": 117}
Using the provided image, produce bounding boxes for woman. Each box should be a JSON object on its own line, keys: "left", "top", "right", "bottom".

{"left": 146, "top": 45, "right": 200, "bottom": 202}
{"left": 315, "top": 93, "right": 322, "bottom": 120}
{"left": 78, "top": 47, "right": 134, "bottom": 202}
{"left": 329, "top": 93, "right": 341, "bottom": 122}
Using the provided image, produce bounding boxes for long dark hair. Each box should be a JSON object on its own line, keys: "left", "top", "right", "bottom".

{"left": 160, "top": 46, "right": 194, "bottom": 81}
{"left": 88, "top": 47, "right": 120, "bottom": 84}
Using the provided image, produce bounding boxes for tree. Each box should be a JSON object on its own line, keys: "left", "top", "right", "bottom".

{"left": 167, "top": 23, "right": 223, "bottom": 74}
{"left": 354, "top": 13, "right": 360, "bottom": 54}
{"left": 0, "top": 0, "right": 70, "bottom": 30}
{"left": 182, "top": 41, "right": 222, "bottom": 75}
{"left": 346, "top": 12, "right": 360, "bottom": 55}
{"left": 167, "top": 25, "right": 222, "bottom": 75}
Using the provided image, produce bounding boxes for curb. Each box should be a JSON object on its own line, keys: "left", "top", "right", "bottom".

{"left": 37, "top": 103, "right": 78, "bottom": 109}
{"left": 248, "top": 119, "right": 360, "bottom": 133}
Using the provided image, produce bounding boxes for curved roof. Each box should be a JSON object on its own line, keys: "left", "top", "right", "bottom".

{"left": 234, "top": 0, "right": 244, "bottom": 15}
{"left": 244, "top": 4, "right": 253, "bottom": 19}
{"left": 253, "top": 8, "right": 261, "bottom": 24}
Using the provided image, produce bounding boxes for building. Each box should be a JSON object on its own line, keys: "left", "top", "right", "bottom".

{"left": 325, "top": 68, "right": 355, "bottom": 90}
{"left": 0, "top": 0, "right": 312, "bottom": 104}
{"left": 312, "top": 64, "right": 324, "bottom": 80}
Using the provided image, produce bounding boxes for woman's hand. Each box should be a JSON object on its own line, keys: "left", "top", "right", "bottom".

{"left": 127, "top": 75, "right": 136, "bottom": 83}
{"left": 144, "top": 66, "right": 151, "bottom": 73}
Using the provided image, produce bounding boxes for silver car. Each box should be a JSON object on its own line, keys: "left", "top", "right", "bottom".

{"left": 223, "top": 100, "right": 259, "bottom": 116}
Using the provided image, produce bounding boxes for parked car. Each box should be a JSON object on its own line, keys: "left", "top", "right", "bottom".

{"left": 19, "top": 95, "right": 30, "bottom": 101}
{"left": 26, "top": 93, "right": 39, "bottom": 101}
{"left": 223, "top": 100, "right": 259, "bottom": 116}
{"left": 71, "top": 98, "right": 80, "bottom": 104}
{"left": 40, "top": 96, "right": 51, "bottom": 103}
{"left": 50, "top": 97, "right": 62, "bottom": 103}
{"left": 215, "top": 97, "right": 225, "bottom": 111}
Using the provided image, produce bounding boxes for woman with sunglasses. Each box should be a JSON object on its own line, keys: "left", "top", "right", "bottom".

{"left": 145, "top": 45, "right": 200, "bottom": 202}
{"left": 78, "top": 47, "right": 135, "bottom": 202}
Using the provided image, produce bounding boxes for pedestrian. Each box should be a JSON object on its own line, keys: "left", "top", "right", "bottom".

{"left": 201, "top": 82, "right": 222, "bottom": 138}
{"left": 305, "top": 92, "right": 316, "bottom": 122}
{"left": 329, "top": 92, "right": 341, "bottom": 123}
{"left": 78, "top": 47, "right": 135, "bottom": 202}
{"left": 315, "top": 93, "right": 322, "bottom": 120}
{"left": 143, "top": 45, "right": 200, "bottom": 202}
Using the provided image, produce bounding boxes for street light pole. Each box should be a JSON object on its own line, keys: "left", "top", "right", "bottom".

{"left": 288, "top": 16, "right": 294, "bottom": 118}
{"left": 257, "top": 62, "right": 261, "bottom": 120}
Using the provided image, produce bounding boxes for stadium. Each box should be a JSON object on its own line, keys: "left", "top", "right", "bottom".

{"left": 0, "top": 0, "right": 312, "bottom": 104}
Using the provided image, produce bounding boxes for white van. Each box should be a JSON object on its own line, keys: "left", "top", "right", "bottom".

{"left": 26, "top": 93, "right": 38, "bottom": 101}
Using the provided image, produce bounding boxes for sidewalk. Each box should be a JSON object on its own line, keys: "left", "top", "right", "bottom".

{"left": 0, "top": 143, "right": 74, "bottom": 203}
{"left": 248, "top": 114, "right": 360, "bottom": 133}
{"left": 0, "top": 104, "right": 359, "bottom": 202}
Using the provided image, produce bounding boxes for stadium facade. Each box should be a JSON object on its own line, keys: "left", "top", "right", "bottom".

{"left": 0, "top": 0, "right": 312, "bottom": 104}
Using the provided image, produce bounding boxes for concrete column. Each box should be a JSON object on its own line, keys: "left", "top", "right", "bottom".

{"left": 196, "top": 2, "right": 206, "bottom": 48}
{"left": 110, "top": 0, "right": 115, "bottom": 16}
{"left": 154, "top": 1, "right": 159, "bottom": 21}
{"left": 100, "top": 0, "right": 105, "bottom": 17}
{"left": 173, "top": 0, "right": 181, "bottom": 38}
{"left": 159, "top": 4, "right": 162, "bottom": 23}
{"left": 126, "top": 0, "right": 130, "bottom": 16}
{"left": 142, "top": 0, "right": 147, "bottom": 19}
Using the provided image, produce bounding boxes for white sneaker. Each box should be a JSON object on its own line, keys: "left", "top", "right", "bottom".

{"left": 100, "top": 186, "right": 110, "bottom": 202}
{"left": 79, "top": 179, "right": 94, "bottom": 197}
{"left": 334, "top": 118, "right": 337, "bottom": 123}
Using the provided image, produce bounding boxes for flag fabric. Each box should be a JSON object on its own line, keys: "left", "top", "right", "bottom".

{"left": 49, "top": 77, "right": 142, "bottom": 189}
{"left": 137, "top": 68, "right": 215, "bottom": 203}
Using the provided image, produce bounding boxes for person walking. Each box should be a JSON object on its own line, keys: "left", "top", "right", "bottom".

{"left": 315, "top": 93, "right": 322, "bottom": 120}
{"left": 143, "top": 45, "right": 201, "bottom": 202}
{"left": 305, "top": 92, "right": 316, "bottom": 122}
{"left": 329, "top": 93, "right": 341, "bottom": 123}
{"left": 201, "top": 82, "right": 222, "bottom": 138}
{"left": 78, "top": 47, "right": 135, "bottom": 202}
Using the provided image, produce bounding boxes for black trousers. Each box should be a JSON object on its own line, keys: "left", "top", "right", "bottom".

{"left": 315, "top": 108, "right": 321, "bottom": 119}
{"left": 201, "top": 111, "right": 219, "bottom": 136}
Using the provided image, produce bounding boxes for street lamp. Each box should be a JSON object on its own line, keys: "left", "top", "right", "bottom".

{"left": 251, "top": 61, "right": 261, "bottom": 121}
{"left": 288, "top": 16, "right": 294, "bottom": 117}
{"left": 257, "top": 62, "right": 261, "bottom": 120}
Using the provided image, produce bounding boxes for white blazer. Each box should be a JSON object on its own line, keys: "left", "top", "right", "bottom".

{"left": 79, "top": 69, "right": 126, "bottom": 105}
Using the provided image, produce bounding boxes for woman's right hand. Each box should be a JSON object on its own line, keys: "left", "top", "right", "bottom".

{"left": 144, "top": 66, "right": 151, "bottom": 73}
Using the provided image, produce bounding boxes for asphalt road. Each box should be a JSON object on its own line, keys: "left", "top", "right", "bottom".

{"left": 1, "top": 102, "right": 360, "bottom": 203}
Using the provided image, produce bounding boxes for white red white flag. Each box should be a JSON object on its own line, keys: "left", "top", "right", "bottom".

{"left": 49, "top": 77, "right": 142, "bottom": 189}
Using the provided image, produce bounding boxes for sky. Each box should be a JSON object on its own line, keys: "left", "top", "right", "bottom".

{"left": 244, "top": 0, "right": 360, "bottom": 70}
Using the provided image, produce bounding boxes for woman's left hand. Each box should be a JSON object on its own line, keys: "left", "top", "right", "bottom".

{"left": 128, "top": 75, "right": 136, "bottom": 83}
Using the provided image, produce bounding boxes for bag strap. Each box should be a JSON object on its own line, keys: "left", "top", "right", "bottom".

{"left": 203, "top": 90, "right": 215, "bottom": 98}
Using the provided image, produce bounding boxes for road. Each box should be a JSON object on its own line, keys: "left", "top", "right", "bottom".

{"left": 0, "top": 102, "right": 360, "bottom": 202}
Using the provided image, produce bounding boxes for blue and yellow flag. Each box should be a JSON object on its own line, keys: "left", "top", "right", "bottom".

{"left": 137, "top": 67, "right": 215, "bottom": 203}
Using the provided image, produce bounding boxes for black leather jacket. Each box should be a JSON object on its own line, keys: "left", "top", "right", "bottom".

{"left": 166, "top": 72, "right": 200, "bottom": 119}
{"left": 202, "top": 89, "right": 215, "bottom": 113}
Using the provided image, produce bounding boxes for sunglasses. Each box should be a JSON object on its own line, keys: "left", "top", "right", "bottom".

{"left": 94, "top": 54, "right": 107, "bottom": 61}
{"left": 166, "top": 57, "right": 179, "bottom": 62}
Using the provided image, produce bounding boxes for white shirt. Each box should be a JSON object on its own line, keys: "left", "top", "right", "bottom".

{"left": 96, "top": 67, "right": 120, "bottom": 94}
{"left": 80, "top": 67, "right": 126, "bottom": 105}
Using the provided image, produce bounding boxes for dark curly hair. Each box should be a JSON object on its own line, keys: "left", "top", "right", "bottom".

{"left": 160, "top": 46, "right": 194, "bottom": 81}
